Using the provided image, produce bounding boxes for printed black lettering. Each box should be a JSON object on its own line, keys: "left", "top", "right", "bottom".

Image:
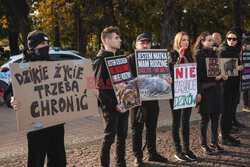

{"left": 41, "top": 100, "right": 50, "bottom": 116}
{"left": 51, "top": 99, "right": 58, "bottom": 115}
{"left": 44, "top": 84, "right": 52, "bottom": 97}
{"left": 23, "top": 70, "right": 32, "bottom": 84}
{"left": 34, "top": 85, "right": 44, "bottom": 99}
{"left": 30, "top": 101, "right": 40, "bottom": 117}
{"left": 59, "top": 98, "right": 66, "bottom": 112}
{"left": 31, "top": 68, "right": 41, "bottom": 84}
{"left": 50, "top": 82, "right": 58, "bottom": 96}
{"left": 15, "top": 73, "right": 23, "bottom": 86}
{"left": 76, "top": 67, "right": 84, "bottom": 79}
{"left": 54, "top": 66, "right": 61, "bottom": 78}
{"left": 58, "top": 81, "right": 64, "bottom": 94}
{"left": 67, "top": 96, "right": 74, "bottom": 112}
{"left": 72, "top": 80, "right": 79, "bottom": 92}
{"left": 42, "top": 66, "right": 49, "bottom": 80}
{"left": 62, "top": 65, "right": 69, "bottom": 81}
{"left": 65, "top": 82, "right": 71, "bottom": 91}
{"left": 80, "top": 89, "right": 88, "bottom": 110}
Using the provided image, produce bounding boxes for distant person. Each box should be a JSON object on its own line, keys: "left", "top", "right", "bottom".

{"left": 128, "top": 33, "right": 170, "bottom": 167}
{"left": 168, "top": 32, "right": 201, "bottom": 161}
{"left": 212, "top": 32, "right": 222, "bottom": 50}
{"left": 93, "top": 26, "right": 129, "bottom": 167}
{"left": 10, "top": 30, "right": 67, "bottom": 167}
{"left": 194, "top": 31, "right": 226, "bottom": 155}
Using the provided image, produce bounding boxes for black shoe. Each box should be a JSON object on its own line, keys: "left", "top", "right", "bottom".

{"left": 228, "top": 137, "right": 241, "bottom": 146}
{"left": 134, "top": 157, "right": 143, "bottom": 167}
{"left": 232, "top": 120, "right": 245, "bottom": 128}
{"left": 210, "top": 143, "right": 224, "bottom": 153}
{"left": 174, "top": 152, "right": 189, "bottom": 161}
{"left": 221, "top": 137, "right": 240, "bottom": 146}
{"left": 148, "top": 153, "right": 168, "bottom": 163}
{"left": 184, "top": 150, "right": 197, "bottom": 161}
{"left": 201, "top": 145, "right": 213, "bottom": 155}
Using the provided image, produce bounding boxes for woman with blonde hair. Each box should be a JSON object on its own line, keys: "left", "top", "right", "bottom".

{"left": 168, "top": 31, "right": 201, "bottom": 161}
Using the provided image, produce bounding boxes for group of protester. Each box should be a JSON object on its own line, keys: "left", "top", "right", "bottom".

{"left": 10, "top": 26, "right": 249, "bottom": 167}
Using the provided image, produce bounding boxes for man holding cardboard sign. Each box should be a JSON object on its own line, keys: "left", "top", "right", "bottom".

{"left": 11, "top": 30, "right": 66, "bottom": 167}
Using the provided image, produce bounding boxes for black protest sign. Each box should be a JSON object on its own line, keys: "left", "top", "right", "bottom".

{"left": 242, "top": 51, "right": 250, "bottom": 90}
{"left": 136, "top": 49, "right": 169, "bottom": 75}
{"left": 105, "top": 55, "right": 140, "bottom": 111}
{"left": 135, "top": 49, "right": 172, "bottom": 101}
{"left": 9, "top": 60, "right": 98, "bottom": 132}
{"left": 205, "top": 58, "right": 221, "bottom": 77}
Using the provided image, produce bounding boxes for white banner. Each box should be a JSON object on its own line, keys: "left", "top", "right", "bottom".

{"left": 174, "top": 63, "right": 197, "bottom": 110}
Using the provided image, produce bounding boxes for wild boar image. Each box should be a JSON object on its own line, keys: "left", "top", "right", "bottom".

{"left": 116, "top": 81, "right": 140, "bottom": 110}
{"left": 224, "top": 58, "right": 237, "bottom": 76}
{"left": 137, "top": 76, "right": 171, "bottom": 100}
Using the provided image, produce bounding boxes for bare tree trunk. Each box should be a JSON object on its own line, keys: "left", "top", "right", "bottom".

{"left": 54, "top": 22, "right": 61, "bottom": 47}
{"left": 160, "top": 0, "right": 177, "bottom": 50}
{"left": 103, "top": 0, "right": 117, "bottom": 26}
{"left": 233, "top": 0, "right": 241, "bottom": 28}
{"left": 5, "top": 0, "right": 31, "bottom": 49}
{"left": 8, "top": 30, "right": 20, "bottom": 55}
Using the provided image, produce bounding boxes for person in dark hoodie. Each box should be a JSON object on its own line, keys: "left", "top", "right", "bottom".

{"left": 10, "top": 30, "right": 66, "bottom": 167}
{"left": 128, "top": 33, "right": 169, "bottom": 167}
{"left": 93, "top": 26, "right": 129, "bottom": 167}
{"left": 217, "top": 30, "right": 243, "bottom": 146}
{"left": 194, "top": 31, "right": 226, "bottom": 155}
{"left": 168, "top": 31, "right": 201, "bottom": 161}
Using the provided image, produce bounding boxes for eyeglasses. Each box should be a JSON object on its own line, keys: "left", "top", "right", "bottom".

{"left": 227, "top": 38, "right": 237, "bottom": 41}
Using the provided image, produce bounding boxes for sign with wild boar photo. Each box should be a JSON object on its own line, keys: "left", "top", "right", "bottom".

{"left": 135, "top": 49, "right": 172, "bottom": 101}
{"left": 173, "top": 63, "right": 197, "bottom": 110}
{"left": 242, "top": 50, "right": 250, "bottom": 90}
{"left": 9, "top": 60, "right": 98, "bottom": 132}
{"left": 206, "top": 58, "right": 238, "bottom": 77}
{"left": 105, "top": 55, "right": 140, "bottom": 111}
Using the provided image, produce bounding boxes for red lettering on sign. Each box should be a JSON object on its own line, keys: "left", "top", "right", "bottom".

{"left": 109, "top": 64, "right": 130, "bottom": 75}
{"left": 176, "top": 68, "right": 183, "bottom": 79}
{"left": 190, "top": 67, "right": 196, "bottom": 78}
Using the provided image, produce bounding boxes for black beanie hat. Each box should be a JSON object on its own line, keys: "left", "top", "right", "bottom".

{"left": 27, "top": 30, "right": 49, "bottom": 50}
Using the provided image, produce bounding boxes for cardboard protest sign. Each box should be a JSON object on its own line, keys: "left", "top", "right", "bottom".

{"left": 9, "top": 59, "right": 98, "bottom": 132}
{"left": 135, "top": 49, "right": 172, "bottom": 101}
{"left": 242, "top": 50, "right": 250, "bottom": 90}
{"left": 206, "top": 58, "right": 238, "bottom": 77}
{"left": 105, "top": 55, "right": 140, "bottom": 111}
{"left": 173, "top": 63, "right": 197, "bottom": 110}
{"left": 205, "top": 58, "right": 221, "bottom": 77}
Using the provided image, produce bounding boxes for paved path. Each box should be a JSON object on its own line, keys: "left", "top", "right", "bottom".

{"left": 0, "top": 96, "right": 244, "bottom": 160}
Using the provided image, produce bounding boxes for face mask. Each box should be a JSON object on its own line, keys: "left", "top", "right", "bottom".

{"left": 34, "top": 45, "right": 50, "bottom": 60}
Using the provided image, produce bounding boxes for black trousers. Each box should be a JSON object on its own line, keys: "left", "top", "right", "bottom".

{"left": 170, "top": 104, "right": 192, "bottom": 153}
{"left": 200, "top": 113, "right": 220, "bottom": 145}
{"left": 232, "top": 91, "right": 240, "bottom": 123}
{"left": 243, "top": 90, "right": 249, "bottom": 106}
{"left": 27, "top": 124, "right": 66, "bottom": 167}
{"left": 221, "top": 83, "right": 238, "bottom": 139}
{"left": 131, "top": 100, "right": 159, "bottom": 159}
{"left": 100, "top": 108, "right": 129, "bottom": 167}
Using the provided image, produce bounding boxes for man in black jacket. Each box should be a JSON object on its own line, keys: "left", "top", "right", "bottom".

{"left": 129, "top": 34, "right": 169, "bottom": 167}
{"left": 10, "top": 30, "right": 66, "bottom": 167}
{"left": 93, "top": 26, "right": 128, "bottom": 167}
